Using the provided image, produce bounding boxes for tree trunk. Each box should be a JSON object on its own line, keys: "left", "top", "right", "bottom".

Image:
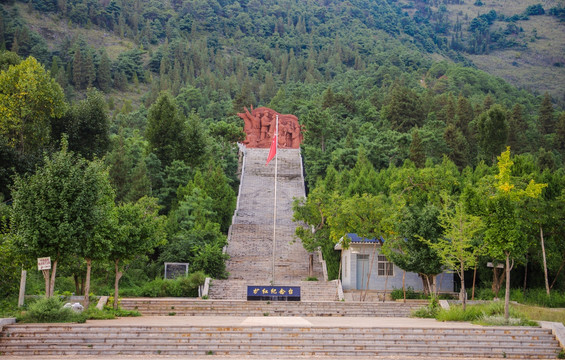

{"left": 114, "top": 259, "right": 123, "bottom": 310}
{"left": 84, "top": 258, "right": 92, "bottom": 310}
{"left": 49, "top": 260, "right": 58, "bottom": 297}
{"left": 472, "top": 262, "right": 477, "bottom": 300}
{"left": 42, "top": 270, "right": 50, "bottom": 298}
{"left": 540, "top": 225, "right": 550, "bottom": 295}
{"left": 504, "top": 254, "right": 511, "bottom": 321}
{"left": 460, "top": 262, "right": 466, "bottom": 311}
{"left": 492, "top": 263, "right": 505, "bottom": 298}
{"left": 523, "top": 254, "right": 528, "bottom": 295}
{"left": 74, "top": 274, "right": 80, "bottom": 295}
{"left": 402, "top": 271, "right": 406, "bottom": 304}
{"left": 383, "top": 273, "right": 389, "bottom": 303}
{"left": 550, "top": 258, "right": 565, "bottom": 290}
{"left": 363, "top": 242, "right": 379, "bottom": 302}
{"left": 421, "top": 274, "right": 430, "bottom": 296}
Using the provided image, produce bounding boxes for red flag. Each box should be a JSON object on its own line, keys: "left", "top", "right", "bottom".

{"left": 265, "top": 134, "right": 277, "bottom": 165}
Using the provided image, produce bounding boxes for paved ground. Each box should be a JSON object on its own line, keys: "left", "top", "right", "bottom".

{"left": 80, "top": 315, "right": 484, "bottom": 329}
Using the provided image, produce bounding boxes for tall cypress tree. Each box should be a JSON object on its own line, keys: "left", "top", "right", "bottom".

{"left": 145, "top": 92, "right": 186, "bottom": 167}
{"left": 538, "top": 92, "right": 555, "bottom": 135}
{"left": 409, "top": 129, "right": 426, "bottom": 168}
{"left": 97, "top": 51, "right": 112, "bottom": 92}
{"left": 506, "top": 104, "right": 528, "bottom": 152}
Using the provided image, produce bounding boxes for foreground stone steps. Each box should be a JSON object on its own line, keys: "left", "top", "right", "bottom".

{"left": 118, "top": 299, "right": 423, "bottom": 317}
{"left": 1, "top": 324, "right": 560, "bottom": 358}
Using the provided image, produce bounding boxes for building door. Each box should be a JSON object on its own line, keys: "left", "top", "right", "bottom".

{"left": 356, "top": 254, "right": 370, "bottom": 290}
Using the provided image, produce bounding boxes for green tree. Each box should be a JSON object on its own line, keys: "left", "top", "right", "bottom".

{"left": 145, "top": 92, "right": 186, "bottom": 167}
{"left": 110, "top": 197, "right": 166, "bottom": 309}
{"left": 97, "top": 50, "right": 112, "bottom": 92}
{"left": 506, "top": 104, "right": 528, "bottom": 153}
{"left": 483, "top": 148, "right": 546, "bottom": 319}
{"left": 425, "top": 198, "right": 483, "bottom": 310}
{"left": 382, "top": 85, "right": 425, "bottom": 132}
{"left": 0, "top": 56, "right": 66, "bottom": 154}
{"left": 538, "top": 92, "right": 554, "bottom": 135}
{"left": 11, "top": 140, "right": 113, "bottom": 297}
{"left": 74, "top": 157, "right": 115, "bottom": 309}
{"left": 409, "top": 129, "right": 425, "bottom": 168}
{"left": 72, "top": 47, "right": 86, "bottom": 89}
{"left": 476, "top": 104, "right": 508, "bottom": 164}
{"left": 52, "top": 88, "right": 110, "bottom": 160}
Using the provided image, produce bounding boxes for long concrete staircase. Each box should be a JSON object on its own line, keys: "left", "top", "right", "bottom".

{"left": 208, "top": 148, "right": 337, "bottom": 300}
{"left": 1, "top": 322, "right": 561, "bottom": 358}
{"left": 1, "top": 147, "right": 563, "bottom": 358}
{"left": 118, "top": 298, "right": 425, "bottom": 317}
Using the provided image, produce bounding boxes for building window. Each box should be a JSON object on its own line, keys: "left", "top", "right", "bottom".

{"left": 377, "top": 254, "right": 394, "bottom": 276}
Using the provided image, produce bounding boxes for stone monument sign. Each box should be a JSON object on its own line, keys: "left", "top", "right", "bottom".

{"left": 237, "top": 106, "right": 302, "bottom": 149}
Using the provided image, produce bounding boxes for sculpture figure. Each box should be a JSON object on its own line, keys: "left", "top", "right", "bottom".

{"left": 237, "top": 106, "right": 302, "bottom": 149}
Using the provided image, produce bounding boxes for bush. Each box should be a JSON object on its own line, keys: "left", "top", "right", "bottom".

{"left": 391, "top": 287, "right": 427, "bottom": 300}
{"left": 412, "top": 298, "right": 440, "bottom": 318}
{"left": 512, "top": 288, "right": 565, "bottom": 308}
{"left": 435, "top": 302, "right": 537, "bottom": 326}
{"left": 18, "top": 297, "right": 85, "bottom": 323}
{"left": 139, "top": 272, "right": 207, "bottom": 298}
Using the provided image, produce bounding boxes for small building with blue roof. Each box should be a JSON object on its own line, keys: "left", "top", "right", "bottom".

{"left": 335, "top": 233, "right": 454, "bottom": 294}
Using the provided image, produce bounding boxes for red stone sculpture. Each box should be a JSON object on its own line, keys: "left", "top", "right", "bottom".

{"left": 237, "top": 106, "right": 302, "bottom": 149}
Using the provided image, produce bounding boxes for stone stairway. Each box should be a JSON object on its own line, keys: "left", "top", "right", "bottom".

{"left": 210, "top": 148, "right": 328, "bottom": 299}
{"left": 1, "top": 323, "right": 561, "bottom": 358}
{"left": 119, "top": 298, "right": 424, "bottom": 317}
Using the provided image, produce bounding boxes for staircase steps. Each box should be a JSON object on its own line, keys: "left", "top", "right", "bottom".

{"left": 208, "top": 280, "right": 339, "bottom": 301}
{"left": 119, "top": 298, "right": 423, "bottom": 317}
{"left": 1, "top": 323, "right": 560, "bottom": 358}
{"left": 212, "top": 148, "right": 330, "bottom": 299}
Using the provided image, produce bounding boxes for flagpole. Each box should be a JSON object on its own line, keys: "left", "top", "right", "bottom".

{"left": 272, "top": 115, "right": 278, "bottom": 285}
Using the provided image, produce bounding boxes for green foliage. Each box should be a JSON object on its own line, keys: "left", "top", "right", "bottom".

{"left": 18, "top": 297, "right": 83, "bottom": 323}
{"left": 0, "top": 56, "right": 66, "bottom": 154}
{"left": 412, "top": 297, "right": 440, "bottom": 318}
{"left": 391, "top": 287, "right": 428, "bottom": 300}
{"left": 139, "top": 274, "right": 204, "bottom": 298}
{"left": 436, "top": 302, "right": 537, "bottom": 326}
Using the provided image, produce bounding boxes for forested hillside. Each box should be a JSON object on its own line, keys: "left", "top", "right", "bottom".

{"left": 1, "top": 0, "right": 564, "bottom": 304}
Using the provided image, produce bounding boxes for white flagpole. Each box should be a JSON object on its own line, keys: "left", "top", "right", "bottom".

{"left": 272, "top": 115, "right": 278, "bottom": 285}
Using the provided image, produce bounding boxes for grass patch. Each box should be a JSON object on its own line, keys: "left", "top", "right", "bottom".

{"left": 414, "top": 301, "right": 538, "bottom": 326}
{"left": 514, "top": 303, "right": 565, "bottom": 326}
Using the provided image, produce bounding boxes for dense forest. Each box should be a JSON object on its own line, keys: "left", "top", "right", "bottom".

{"left": 0, "top": 0, "right": 564, "bottom": 305}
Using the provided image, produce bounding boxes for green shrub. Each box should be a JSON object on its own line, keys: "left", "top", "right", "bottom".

{"left": 141, "top": 278, "right": 169, "bottom": 297}
{"left": 391, "top": 287, "right": 427, "bottom": 300}
{"left": 18, "top": 297, "right": 85, "bottom": 323}
{"left": 518, "top": 289, "right": 565, "bottom": 308}
{"left": 435, "top": 302, "right": 536, "bottom": 326}
{"left": 412, "top": 298, "right": 440, "bottom": 318}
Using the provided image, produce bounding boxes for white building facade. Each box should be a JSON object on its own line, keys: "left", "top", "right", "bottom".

{"left": 335, "top": 233, "right": 454, "bottom": 292}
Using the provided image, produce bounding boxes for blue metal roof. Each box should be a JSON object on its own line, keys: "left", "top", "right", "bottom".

{"left": 346, "top": 233, "right": 385, "bottom": 244}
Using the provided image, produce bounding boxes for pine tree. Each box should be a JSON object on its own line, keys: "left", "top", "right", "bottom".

{"left": 145, "top": 92, "right": 186, "bottom": 167}
{"left": 538, "top": 92, "right": 555, "bottom": 135}
{"left": 555, "top": 112, "right": 565, "bottom": 153}
{"left": 506, "top": 104, "right": 528, "bottom": 152}
{"left": 410, "top": 129, "right": 426, "bottom": 168}
{"left": 444, "top": 123, "right": 468, "bottom": 169}
{"left": 476, "top": 104, "right": 508, "bottom": 164}
{"left": 72, "top": 47, "right": 85, "bottom": 89}
{"left": 456, "top": 95, "right": 473, "bottom": 139}
{"left": 97, "top": 51, "right": 112, "bottom": 92}
{"left": 482, "top": 93, "right": 494, "bottom": 111}
{"left": 84, "top": 51, "right": 96, "bottom": 88}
